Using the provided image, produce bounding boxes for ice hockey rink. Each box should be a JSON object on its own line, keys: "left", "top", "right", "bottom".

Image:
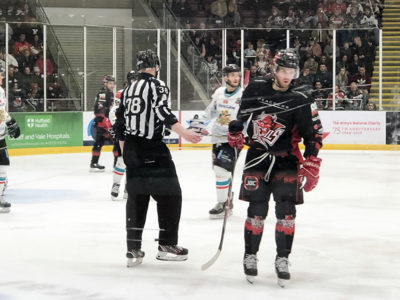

{"left": 0, "top": 149, "right": 399, "bottom": 300}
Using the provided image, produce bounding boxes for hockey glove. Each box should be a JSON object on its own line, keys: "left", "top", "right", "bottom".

{"left": 298, "top": 156, "right": 322, "bottom": 192}
{"left": 228, "top": 120, "right": 244, "bottom": 149}
{"left": 6, "top": 118, "right": 21, "bottom": 139}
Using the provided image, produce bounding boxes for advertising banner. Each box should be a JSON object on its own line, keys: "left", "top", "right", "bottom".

{"left": 6, "top": 112, "right": 83, "bottom": 149}
{"left": 319, "top": 111, "right": 386, "bottom": 145}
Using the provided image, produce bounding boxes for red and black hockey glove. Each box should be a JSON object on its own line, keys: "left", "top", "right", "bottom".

{"left": 228, "top": 120, "right": 244, "bottom": 149}
{"left": 298, "top": 156, "right": 322, "bottom": 192}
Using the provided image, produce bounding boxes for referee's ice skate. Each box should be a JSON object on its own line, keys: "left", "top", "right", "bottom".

{"left": 156, "top": 245, "right": 188, "bottom": 261}
{"left": 126, "top": 249, "right": 145, "bottom": 267}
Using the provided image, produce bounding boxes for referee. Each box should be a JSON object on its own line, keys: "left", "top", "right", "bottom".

{"left": 114, "top": 49, "right": 202, "bottom": 266}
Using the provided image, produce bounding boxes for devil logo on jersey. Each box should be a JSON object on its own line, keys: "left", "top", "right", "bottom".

{"left": 252, "top": 113, "right": 285, "bottom": 149}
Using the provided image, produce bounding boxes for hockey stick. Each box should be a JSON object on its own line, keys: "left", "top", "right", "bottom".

{"left": 201, "top": 148, "right": 238, "bottom": 271}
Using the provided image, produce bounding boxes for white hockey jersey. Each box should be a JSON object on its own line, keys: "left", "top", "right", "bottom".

{"left": 109, "top": 89, "right": 123, "bottom": 125}
{"left": 203, "top": 86, "right": 243, "bottom": 144}
{"left": 0, "top": 87, "right": 11, "bottom": 141}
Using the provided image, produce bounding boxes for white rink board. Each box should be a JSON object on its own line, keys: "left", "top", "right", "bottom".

{"left": 319, "top": 111, "right": 386, "bottom": 145}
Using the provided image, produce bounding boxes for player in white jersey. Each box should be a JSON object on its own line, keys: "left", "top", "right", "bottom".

{"left": 109, "top": 71, "right": 137, "bottom": 200}
{"left": 0, "top": 69, "right": 21, "bottom": 213}
{"left": 203, "top": 64, "right": 243, "bottom": 218}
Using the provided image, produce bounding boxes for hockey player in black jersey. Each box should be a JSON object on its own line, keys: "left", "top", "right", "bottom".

{"left": 227, "top": 49, "right": 323, "bottom": 286}
{"left": 114, "top": 49, "right": 202, "bottom": 266}
{"left": 90, "top": 75, "right": 115, "bottom": 171}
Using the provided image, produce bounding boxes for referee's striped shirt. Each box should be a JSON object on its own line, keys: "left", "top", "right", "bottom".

{"left": 115, "top": 72, "right": 178, "bottom": 140}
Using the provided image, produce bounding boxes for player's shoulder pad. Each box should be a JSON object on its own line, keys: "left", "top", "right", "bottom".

{"left": 151, "top": 78, "right": 169, "bottom": 95}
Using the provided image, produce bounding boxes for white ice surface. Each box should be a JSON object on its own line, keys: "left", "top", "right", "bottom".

{"left": 0, "top": 150, "right": 399, "bottom": 300}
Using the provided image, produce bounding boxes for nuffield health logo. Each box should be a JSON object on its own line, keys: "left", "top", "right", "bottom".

{"left": 25, "top": 115, "right": 53, "bottom": 130}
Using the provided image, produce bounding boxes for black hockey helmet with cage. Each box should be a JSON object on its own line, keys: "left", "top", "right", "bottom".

{"left": 127, "top": 70, "right": 138, "bottom": 81}
{"left": 136, "top": 49, "right": 160, "bottom": 70}
{"left": 222, "top": 64, "right": 241, "bottom": 77}
{"left": 103, "top": 75, "right": 115, "bottom": 83}
{"left": 272, "top": 48, "right": 300, "bottom": 79}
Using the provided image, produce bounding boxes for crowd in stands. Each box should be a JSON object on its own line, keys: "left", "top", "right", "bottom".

{"left": 172, "top": 0, "right": 384, "bottom": 110}
{"left": 0, "top": 0, "right": 64, "bottom": 112}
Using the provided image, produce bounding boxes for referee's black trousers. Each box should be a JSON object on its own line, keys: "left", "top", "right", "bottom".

{"left": 123, "top": 136, "right": 182, "bottom": 250}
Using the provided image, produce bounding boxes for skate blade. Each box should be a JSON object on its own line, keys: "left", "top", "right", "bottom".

{"left": 111, "top": 195, "right": 120, "bottom": 201}
{"left": 127, "top": 257, "right": 143, "bottom": 267}
{"left": 156, "top": 252, "right": 188, "bottom": 261}
{"left": 209, "top": 210, "right": 232, "bottom": 220}
{"left": 89, "top": 168, "right": 105, "bottom": 173}
{"left": 246, "top": 275, "right": 256, "bottom": 284}
{"left": 123, "top": 193, "right": 128, "bottom": 200}
{"left": 277, "top": 278, "right": 288, "bottom": 288}
{"left": 0, "top": 208, "right": 10, "bottom": 213}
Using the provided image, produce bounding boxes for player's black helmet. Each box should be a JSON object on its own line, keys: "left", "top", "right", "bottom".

{"left": 136, "top": 49, "right": 160, "bottom": 70}
{"left": 103, "top": 75, "right": 115, "bottom": 83}
{"left": 222, "top": 64, "right": 241, "bottom": 77}
{"left": 272, "top": 48, "right": 300, "bottom": 79}
{"left": 127, "top": 70, "right": 138, "bottom": 81}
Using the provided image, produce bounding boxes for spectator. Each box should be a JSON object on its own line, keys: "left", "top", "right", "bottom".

{"left": 268, "top": 5, "right": 283, "bottom": 27}
{"left": 228, "top": 0, "right": 241, "bottom": 27}
{"left": 248, "top": 64, "right": 260, "bottom": 82}
{"left": 365, "top": 102, "right": 377, "bottom": 111}
{"left": 345, "top": 81, "right": 364, "bottom": 110}
{"left": 308, "top": 38, "right": 322, "bottom": 58}
{"left": 254, "top": 52, "right": 268, "bottom": 75}
{"left": 206, "top": 37, "right": 222, "bottom": 61}
{"left": 336, "top": 54, "right": 350, "bottom": 72}
{"left": 5, "top": 65, "right": 21, "bottom": 89}
{"left": 293, "top": 20, "right": 311, "bottom": 42}
{"left": 330, "top": 7, "right": 345, "bottom": 29}
{"left": 352, "top": 36, "right": 367, "bottom": 63}
{"left": 360, "top": 7, "right": 378, "bottom": 28}
{"left": 364, "top": 39, "right": 376, "bottom": 75}
{"left": 346, "top": 6, "right": 361, "bottom": 27}
{"left": 0, "top": 50, "right": 5, "bottom": 70}
{"left": 328, "top": 0, "right": 347, "bottom": 15}
{"left": 312, "top": 7, "right": 329, "bottom": 27}
{"left": 30, "top": 34, "right": 43, "bottom": 57}
{"left": 335, "top": 67, "right": 348, "bottom": 91}
{"left": 295, "top": 67, "right": 314, "bottom": 87}
{"left": 27, "top": 82, "right": 44, "bottom": 111}
{"left": 20, "top": 66, "right": 33, "bottom": 91}
{"left": 319, "top": 54, "right": 331, "bottom": 71}
{"left": 312, "top": 80, "right": 328, "bottom": 110}
{"left": 340, "top": 42, "right": 353, "bottom": 60}
{"left": 193, "top": 34, "right": 206, "bottom": 57}
{"left": 17, "top": 48, "right": 35, "bottom": 71}
{"left": 303, "top": 56, "right": 319, "bottom": 75}
{"left": 349, "top": 65, "right": 371, "bottom": 92}
{"left": 348, "top": 53, "right": 362, "bottom": 75}
{"left": 9, "top": 83, "right": 27, "bottom": 112}
{"left": 210, "top": 0, "right": 228, "bottom": 25}
{"left": 244, "top": 42, "right": 256, "bottom": 57}
{"left": 13, "top": 33, "right": 31, "bottom": 56}
{"left": 35, "top": 52, "right": 54, "bottom": 76}
{"left": 346, "top": 0, "right": 363, "bottom": 15}
{"left": 311, "top": 22, "right": 330, "bottom": 47}
{"left": 26, "top": 17, "right": 43, "bottom": 43}
{"left": 323, "top": 38, "right": 340, "bottom": 60}
{"left": 314, "top": 63, "right": 332, "bottom": 88}
{"left": 326, "top": 85, "right": 346, "bottom": 110}
{"left": 32, "top": 66, "right": 43, "bottom": 89}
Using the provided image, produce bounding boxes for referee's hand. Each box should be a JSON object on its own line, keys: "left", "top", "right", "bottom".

{"left": 182, "top": 128, "right": 202, "bottom": 143}
{"left": 172, "top": 123, "right": 202, "bottom": 143}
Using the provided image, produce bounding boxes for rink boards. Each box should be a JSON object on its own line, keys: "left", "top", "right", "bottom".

{"left": 5, "top": 110, "right": 400, "bottom": 156}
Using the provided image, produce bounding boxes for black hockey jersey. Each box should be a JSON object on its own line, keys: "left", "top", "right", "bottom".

{"left": 238, "top": 78, "right": 323, "bottom": 159}
{"left": 94, "top": 87, "right": 114, "bottom": 118}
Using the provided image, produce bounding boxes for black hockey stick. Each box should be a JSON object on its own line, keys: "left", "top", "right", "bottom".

{"left": 201, "top": 148, "right": 238, "bottom": 271}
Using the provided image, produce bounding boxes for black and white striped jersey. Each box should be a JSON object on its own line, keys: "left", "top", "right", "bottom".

{"left": 114, "top": 72, "right": 178, "bottom": 141}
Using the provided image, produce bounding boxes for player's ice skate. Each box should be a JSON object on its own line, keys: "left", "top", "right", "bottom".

{"left": 243, "top": 254, "right": 258, "bottom": 284}
{"left": 156, "top": 245, "right": 188, "bottom": 261}
{"left": 209, "top": 200, "right": 233, "bottom": 219}
{"left": 123, "top": 185, "right": 128, "bottom": 200}
{"left": 0, "top": 198, "right": 10, "bottom": 213}
{"left": 126, "top": 249, "right": 145, "bottom": 267}
{"left": 111, "top": 183, "right": 120, "bottom": 200}
{"left": 90, "top": 163, "right": 105, "bottom": 172}
{"left": 275, "top": 256, "right": 290, "bottom": 288}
